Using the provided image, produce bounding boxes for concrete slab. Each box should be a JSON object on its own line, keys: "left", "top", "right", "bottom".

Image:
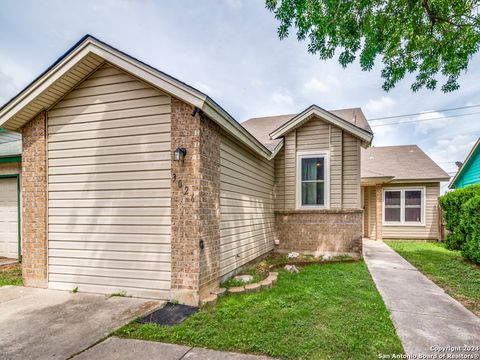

{"left": 72, "top": 337, "right": 191, "bottom": 360}
{"left": 363, "top": 240, "right": 480, "bottom": 357}
{"left": 0, "top": 286, "right": 162, "bottom": 360}
{"left": 184, "top": 347, "right": 274, "bottom": 359}
{"left": 72, "top": 337, "right": 276, "bottom": 360}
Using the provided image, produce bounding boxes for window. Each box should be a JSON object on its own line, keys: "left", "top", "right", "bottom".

{"left": 383, "top": 188, "right": 424, "bottom": 225}
{"left": 297, "top": 152, "right": 328, "bottom": 208}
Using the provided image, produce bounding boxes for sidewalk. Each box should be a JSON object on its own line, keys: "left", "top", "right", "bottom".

{"left": 72, "top": 337, "right": 275, "bottom": 360}
{"left": 363, "top": 239, "right": 480, "bottom": 357}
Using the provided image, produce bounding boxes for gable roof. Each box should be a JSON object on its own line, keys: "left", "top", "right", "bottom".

{"left": 242, "top": 107, "right": 372, "bottom": 151}
{"left": 267, "top": 105, "right": 373, "bottom": 145}
{"left": 0, "top": 35, "right": 274, "bottom": 159}
{"left": 449, "top": 137, "right": 480, "bottom": 189}
{"left": 361, "top": 145, "right": 450, "bottom": 183}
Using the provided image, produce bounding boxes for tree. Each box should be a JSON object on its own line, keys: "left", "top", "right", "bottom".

{"left": 265, "top": 0, "right": 480, "bottom": 92}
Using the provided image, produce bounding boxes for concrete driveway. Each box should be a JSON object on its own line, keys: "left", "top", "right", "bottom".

{"left": 0, "top": 286, "right": 162, "bottom": 360}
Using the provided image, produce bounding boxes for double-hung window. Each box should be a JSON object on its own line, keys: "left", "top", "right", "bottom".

{"left": 383, "top": 188, "right": 424, "bottom": 225}
{"left": 297, "top": 152, "right": 329, "bottom": 208}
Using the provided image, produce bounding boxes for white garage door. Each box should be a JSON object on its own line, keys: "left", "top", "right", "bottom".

{"left": 46, "top": 64, "right": 172, "bottom": 299}
{"left": 0, "top": 177, "right": 19, "bottom": 259}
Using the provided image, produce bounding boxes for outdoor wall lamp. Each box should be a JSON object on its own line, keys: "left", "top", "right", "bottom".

{"left": 174, "top": 147, "right": 187, "bottom": 162}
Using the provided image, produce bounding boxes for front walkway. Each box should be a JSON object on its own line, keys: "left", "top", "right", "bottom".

{"left": 363, "top": 239, "right": 480, "bottom": 357}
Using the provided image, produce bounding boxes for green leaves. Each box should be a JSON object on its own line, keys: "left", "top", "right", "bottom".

{"left": 266, "top": 0, "right": 480, "bottom": 92}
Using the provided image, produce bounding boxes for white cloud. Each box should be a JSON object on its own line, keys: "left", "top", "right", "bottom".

{"left": 250, "top": 79, "right": 263, "bottom": 87}
{"left": 194, "top": 81, "right": 215, "bottom": 96}
{"left": 272, "top": 90, "right": 294, "bottom": 107}
{"left": 304, "top": 76, "right": 339, "bottom": 94}
{"left": 365, "top": 96, "right": 396, "bottom": 115}
{"left": 224, "top": 0, "right": 243, "bottom": 9}
{"left": 414, "top": 111, "right": 450, "bottom": 134}
{"left": 0, "top": 53, "right": 33, "bottom": 104}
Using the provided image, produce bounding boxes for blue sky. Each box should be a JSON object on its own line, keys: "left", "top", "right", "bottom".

{"left": 1, "top": 0, "right": 479, "bottom": 190}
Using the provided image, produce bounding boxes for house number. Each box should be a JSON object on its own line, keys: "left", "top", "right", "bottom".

{"left": 172, "top": 173, "right": 194, "bottom": 202}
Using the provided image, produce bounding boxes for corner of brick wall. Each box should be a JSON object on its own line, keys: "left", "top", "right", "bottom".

{"left": 170, "top": 98, "right": 221, "bottom": 305}
{"left": 21, "top": 111, "right": 48, "bottom": 288}
{"left": 198, "top": 114, "right": 221, "bottom": 299}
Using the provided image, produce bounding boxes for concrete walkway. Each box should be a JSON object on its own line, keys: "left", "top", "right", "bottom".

{"left": 0, "top": 286, "right": 162, "bottom": 360}
{"left": 72, "top": 337, "right": 274, "bottom": 360}
{"left": 363, "top": 239, "right": 480, "bottom": 357}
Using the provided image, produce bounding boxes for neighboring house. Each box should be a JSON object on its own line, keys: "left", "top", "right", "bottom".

{"left": 0, "top": 129, "right": 21, "bottom": 259}
{"left": 0, "top": 35, "right": 447, "bottom": 305}
{"left": 449, "top": 138, "right": 480, "bottom": 189}
{"left": 361, "top": 146, "right": 449, "bottom": 240}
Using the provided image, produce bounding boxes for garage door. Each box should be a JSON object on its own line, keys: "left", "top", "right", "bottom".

{"left": 0, "top": 177, "right": 19, "bottom": 259}
{"left": 46, "top": 64, "right": 172, "bottom": 299}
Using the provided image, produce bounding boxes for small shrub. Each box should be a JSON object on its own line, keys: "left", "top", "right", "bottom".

{"left": 460, "top": 195, "right": 480, "bottom": 264}
{"left": 439, "top": 185, "right": 480, "bottom": 250}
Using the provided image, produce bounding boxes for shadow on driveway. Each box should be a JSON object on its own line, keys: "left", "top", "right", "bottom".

{"left": 0, "top": 286, "right": 162, "bottom": 360}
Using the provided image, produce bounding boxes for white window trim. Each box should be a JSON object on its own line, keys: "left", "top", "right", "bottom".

{"left": 296, "top": 151, "right": 330, "bottom": 209}
{"left": 382, "top": 187, "right": 426, "bottom": 227}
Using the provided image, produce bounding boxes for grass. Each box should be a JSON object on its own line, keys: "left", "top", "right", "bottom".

{"left": 116, "top": 261, "right": 403, "bottom": 359}
{"left": 386, "top": 241, "right": 480, "bottom": 316}
{"left": 0, "top": 263, "right": 22, "bottom": 286}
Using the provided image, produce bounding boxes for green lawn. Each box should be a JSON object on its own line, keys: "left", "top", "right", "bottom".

{"left": 386, "top": 241, "right": 480, "bottom": 316}
{"left": 116, "top": 261, "right": 403, "bottom": 359}
{"left": 0, "top": 263, "right": 22, "bottom": 286}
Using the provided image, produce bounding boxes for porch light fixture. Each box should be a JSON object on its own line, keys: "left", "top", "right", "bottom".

{"left": 174, "top": 147, "right": 187, "bottom": 162}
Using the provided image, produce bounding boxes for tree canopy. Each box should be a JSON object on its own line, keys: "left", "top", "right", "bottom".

{"left": 265, "top": 0, "right": 480, "bottom": 92}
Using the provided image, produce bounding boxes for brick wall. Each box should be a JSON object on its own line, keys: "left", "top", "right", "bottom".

{"left": 21, "top": 112, "right": 47, "bottom": 287}
{"left": 275, "top": 209, "right": 363, "bottom": 256}
{"left": 170, "top": 98, "right": 220, "bottom": 305}
{"left": 197, "top": 116, "right": 221, "bottom": 298}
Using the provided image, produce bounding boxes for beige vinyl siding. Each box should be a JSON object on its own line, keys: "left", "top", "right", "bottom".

{"left": 342, "top": 134, "right": 361, "bottom": 208}
{"left": 367, "top": 186, "right": 377, "bottom": 238}
{"left": 220, "top": 135, "right": 275, "bottom": 276}
{"left": 274, "top": 147, "right": 285, "bottom": 211}
{"left": 284, "top": 131, "right": 296, "bottom": 210}
{"left": 47, "top": 64, "right": 172, "bottom": 299}
{"left": 4, "top": 53, "right": 105, "bottom": 131}
{"left": 382, "top": 183, "right": 440, "bottom": 240}
{"left": 279, "top": 116, "right": 361, "bottom": 210}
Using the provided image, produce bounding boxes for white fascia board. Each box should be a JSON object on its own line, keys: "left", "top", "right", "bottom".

{"left": 88, "top": 41, "right": 207, "bottom": 108}
{"left": 0, "top": 44, "right": 92, "bottom": 127}
{"left": 270, "top": 105, "right": 373, "bottom": 144}
{"left": 0, "top": 36, "right": 275, "bottom": 160}
{"left": 202, "top": 98, "right": 273, "bottom": 160}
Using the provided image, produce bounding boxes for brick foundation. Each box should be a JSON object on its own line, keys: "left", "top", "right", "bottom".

{"left": 275, "top": 209, "right": 363, "bottom": 256}
{"left": 21, "top": 112, "right": 48, "bottom": 287}
{"left": 170, "top": 99, "right": 220, "bottom": 305}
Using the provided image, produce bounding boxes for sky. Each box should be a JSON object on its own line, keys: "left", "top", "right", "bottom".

{"left": 1, "top": 0, "right": 479, "bottom": 192}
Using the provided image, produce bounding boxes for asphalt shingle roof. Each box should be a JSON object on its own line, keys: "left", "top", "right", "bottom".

{"left": 361, "top": 145, "right": 450, "bottom": 181}
{"left": 241, "top": 108, "right": 371, "bottom": 151}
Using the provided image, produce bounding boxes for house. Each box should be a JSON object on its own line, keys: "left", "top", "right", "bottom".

{"left": 449, "top": 138, "right": 480, "bottom": 189}
{"left": 0, "top": 129, "right": 21, "bottom": 259}
{"left": 0, "top": 35, "right": 448, "bottom": 305}
{"left": 361, "top": 146, "right": 449, "bottom": 240}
